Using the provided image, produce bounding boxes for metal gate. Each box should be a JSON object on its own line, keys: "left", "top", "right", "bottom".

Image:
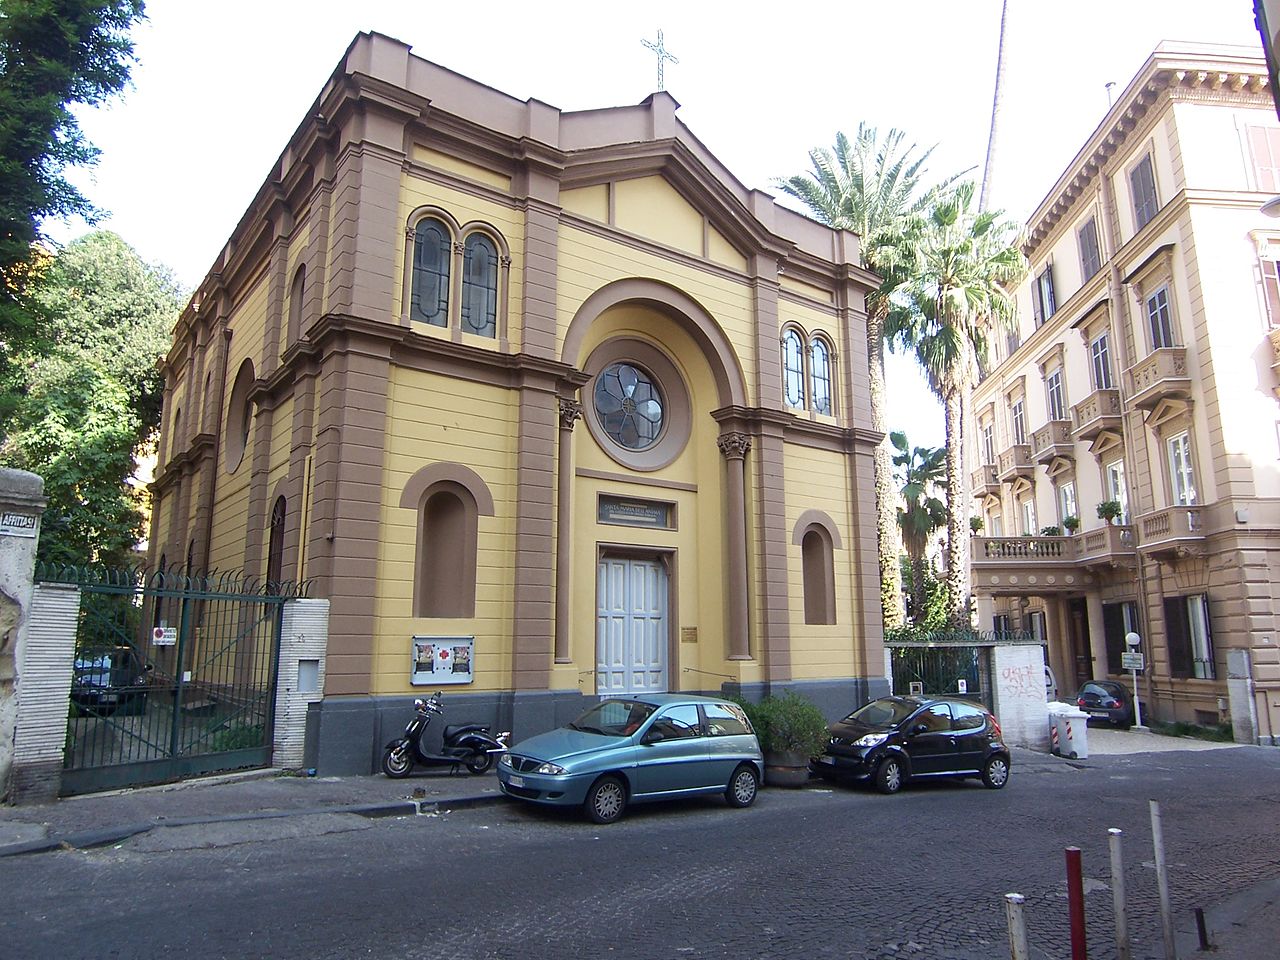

{"left": 890, "top": 642, "right": 994, "bottom": 713}
{"left": 39, "top": 565, "right": 304, "bottom": 796}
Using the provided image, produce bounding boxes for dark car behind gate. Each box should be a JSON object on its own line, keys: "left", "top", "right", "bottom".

{"left": 40, "top": 565, "right": 304, "bottom": 796}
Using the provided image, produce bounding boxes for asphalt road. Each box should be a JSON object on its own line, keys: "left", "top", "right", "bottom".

{"left": 3, "top": 747, "right": 1279, "bottom": 960}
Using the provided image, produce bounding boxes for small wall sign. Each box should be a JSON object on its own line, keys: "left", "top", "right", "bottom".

{"left": 152, "top": 626, "right": 178, "bottom": 647}
{"left": 908, "top": 681, "right": 925, "bottom": 696}
{"left": 1121, "top": 652, "right": 1144, "bottom": 671}
{"left": 411, "top": 636, "right": 475, "bottom": 685}
{"left": 598, "top": 495, "right": 673, "bottom": 529}
{"left": 0, "top": 512, "right": 37, "bottom": 538}
{"left": 680, "top": 627, "right": 698, "bottom": 644}
{"left": 957, "top": 679, "right": 968, "bottom": 694}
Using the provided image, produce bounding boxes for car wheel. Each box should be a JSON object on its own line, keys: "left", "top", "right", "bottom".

{"left": 584, "top": 775, "right": 627, "bottom": 824}
{"left": 465, "top": 749, "right": 493, "bottom": 775}
{"left": 725, "top": 764, "right": 759, "bottom": 808}
{"left": 874, "top": 757, "right": 904, "bottom": 795}
{"left": 982, "top": 755, "right": 1010, "bottom": 790}
{"left": 381, "top": 744, "right": 413, "bottom": 779}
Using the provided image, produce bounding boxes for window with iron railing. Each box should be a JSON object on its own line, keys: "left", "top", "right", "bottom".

{"left": 1046, "top": 369, "right": 1066, "bottom": 421}
{"left": 1090, "top": 332, "right": 1114, "bottom": 389}
{"left": 982, "top": 422, "right": 995, "bottom": 465}
{"left": 1011, "top": 400, "right": 1026, "bottom": 446}
{"left": 1147, "top": 286, "right": 1175, "bottom": 349}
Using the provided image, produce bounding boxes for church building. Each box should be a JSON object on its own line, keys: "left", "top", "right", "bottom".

{"left": 150, "top": 32, "right": 886, "bottom": 773}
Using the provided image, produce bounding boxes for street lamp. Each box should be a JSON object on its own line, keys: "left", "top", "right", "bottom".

{"left": 1124, "top": 632, "right": 1146, "bottom": 730}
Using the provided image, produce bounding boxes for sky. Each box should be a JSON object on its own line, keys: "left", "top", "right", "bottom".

{"left": 51, "top": 0, "right": 1264, "bottom": 449}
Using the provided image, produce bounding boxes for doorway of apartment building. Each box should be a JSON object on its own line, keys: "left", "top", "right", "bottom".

{"left": 596, "top": 553, "right": 669, "bottom": 695}
{"left": 1068, "top": 597, "right": 1093, "bottom": 690}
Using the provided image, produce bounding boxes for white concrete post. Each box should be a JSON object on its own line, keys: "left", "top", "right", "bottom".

{"left": 273, "top": 599, "right": 330, "bottom": 769}
{"left": 1085, "top": 593, "right": 1108, "bottom": 681}
{"left": 990, "top": 643, "right": 1050, "bottom": 750}
{"left": 1225, "top": 648, "right": 1260, "bottom": 745}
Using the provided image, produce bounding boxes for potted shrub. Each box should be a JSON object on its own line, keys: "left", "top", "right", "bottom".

{"left": 743, "top": 692, "right": 830, "bottom": 788}
{"left": 1096, "top": 500, "right": 1122, "bottom": 525}
{"left": 969, "top": 516, "right": 984, "bottom": 535}
{"left": 1063, "top": 515, "right": 1080, "bottom": 534}
{"left": 1040, "top": 525, "right": 1062, "bottom": 537}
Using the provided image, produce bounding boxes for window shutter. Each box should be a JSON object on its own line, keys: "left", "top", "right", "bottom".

{"left": 1163, "top": 596, "right": 1193, "bottom": 679}
{"left": 1031, "top": 284, "right": 1043, "bottom": 327}
{"left": 1044, "top": 266, "right": 1056, "bottom": 317}
{"left": 1102, "top": 603, "right": 1126, "bottom": 674}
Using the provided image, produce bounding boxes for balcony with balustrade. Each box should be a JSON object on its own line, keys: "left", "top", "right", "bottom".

{"left": 1136, "top": 504, "right": 1205, "bottom": 559}
{"left": 1126, "top": 347, "right": 1192, "bottom": 411}
{"left": 971, "top": 463, "right": 1001, "bottom": 498}
{"left": 1031, "top": 419, "right": 1074, "bottom": 465}
{"left": 1073, "top": 523, "right": 1137, "bottom": 570}
{"left": 1071, "top": 388, "right": 1123, "bottom": 442}
{"left": 996, "top": 443, "right": 1034, "bottom": 482}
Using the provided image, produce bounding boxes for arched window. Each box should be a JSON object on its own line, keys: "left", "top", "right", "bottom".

{"left": 417, "top": 484, "right": 477, "bottom": 618}
{"left": 782, "top": 328, "right": 805, "bottom": 409}
{"left": 224, "top": 358, "right": 256, "bottom": 473}
{"left": 266, "top": 496, "right": 286, "bottom": 592}
{"left": 288, "top": 265, "right": 305, "bottom": 341}
{"left": 810, "top": 337, "right": 833, "bottom": 416}
{"left": 461, "top": 233, "right": 498, "bottom": 338}
{"left": 801, "top": 526, "right": 836, "bottom": 625}
{"left": 411, "top": 218, "right": 451, "bottom": 327}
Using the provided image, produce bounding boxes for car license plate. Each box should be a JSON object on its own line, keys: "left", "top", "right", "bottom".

{"left": 1087, "top": 710, "right": 1109, "bottom": 717}
{"left": 507, "top": 775, "right": 524, "bottom": 787}
{"left": 817, "top": 756, "right": 835, "bottom": 765}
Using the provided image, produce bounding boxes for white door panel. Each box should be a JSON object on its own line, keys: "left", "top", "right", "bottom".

{"left": 597, "top": 557, "right": 667, "bottom": 695}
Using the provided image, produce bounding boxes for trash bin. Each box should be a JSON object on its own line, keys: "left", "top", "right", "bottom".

{"left": 1053, "top": 707, "right": 1090, "bottom": 760}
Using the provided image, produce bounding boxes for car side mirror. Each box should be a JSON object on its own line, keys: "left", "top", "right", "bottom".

{"left": 641, "top": 729, "right": 663, "bottom": 745}
{"left": 911, "top": 723, "right": 930, "bottom": 736}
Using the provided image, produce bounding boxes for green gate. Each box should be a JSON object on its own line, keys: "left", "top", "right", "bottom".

{"left": 39, "top": 565, "right": 306, "bottom": 796}
{"left": 889, "top": 641, "right": 994, "bottom": 713}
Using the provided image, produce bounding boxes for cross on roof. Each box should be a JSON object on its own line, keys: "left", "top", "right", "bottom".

{"left": 641, "top": 29, "right": 679, "bottom": 92}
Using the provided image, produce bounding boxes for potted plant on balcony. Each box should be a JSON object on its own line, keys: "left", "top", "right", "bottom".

{"left": 1062, "top": 515, "right": 1080, "bottom": 535}
{"left": 1097, "top": 500, "right": 1122, "bottom": 525}
{"left": 740, "top": 692, "right": 829, "bottom": 788}
{"left": 1040, "top": 525, "right": 1062, "bottom": 537}
{"left": 969, "top": 516, "right": 984, "bottom": 536}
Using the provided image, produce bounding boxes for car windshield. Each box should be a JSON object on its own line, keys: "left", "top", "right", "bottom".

{"left": 843, "top": 697, "right": 918, "bottom": 729}
{"left": 568, "top": 700, "right": 658, "bottom": 737}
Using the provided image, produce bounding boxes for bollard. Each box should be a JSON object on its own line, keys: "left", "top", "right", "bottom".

{"left": 1109, "top": 828, "right": 1130, "bottom": 960}
{"left": 1194, "top": 907, "right": 1210, "bottom": 951}
{"left": 1150, "top": 800, "right": 1177, "bottom": 960}
{"left": 1004, "top": 893, "right": 1030, "bottom": 960}
{"left": 1066, "top": 846, "right": 1087, "bottom": 960}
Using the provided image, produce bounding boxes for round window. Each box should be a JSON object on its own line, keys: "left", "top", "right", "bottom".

{"left": 593, "top": 362, "right": 664, "bottom": 450}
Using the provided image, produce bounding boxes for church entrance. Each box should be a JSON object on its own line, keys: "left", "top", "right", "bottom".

{"left": 595, "top": 555, "right": 668, "bottom": 695}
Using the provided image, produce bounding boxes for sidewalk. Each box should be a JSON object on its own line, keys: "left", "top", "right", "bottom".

{"left": 0, "top": 766, "right": 505, "bottom": 857}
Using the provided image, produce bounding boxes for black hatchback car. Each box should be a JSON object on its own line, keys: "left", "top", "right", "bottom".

{"left": 812, "top": 696, "right": 1010, "bottom": 794}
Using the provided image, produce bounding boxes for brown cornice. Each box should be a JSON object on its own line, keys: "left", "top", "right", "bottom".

{"left": 1121, "top": 241, "right": 1178, "bottom": 285}
{"left": 1024, "top": 46, "right": 1268, "bottom": 258}
{"left": 153, "top": 433, "right": 216, "bottom": 493}
{"left": 710, "top": 404, "right": 883, "bottom": 451}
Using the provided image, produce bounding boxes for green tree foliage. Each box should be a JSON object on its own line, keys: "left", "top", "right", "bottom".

{"left": 0, "top": 0, "right": 147, "bottom": 417}
{"left": 2, "top": 231, "right": 181, "bottom": 565}
{"left": 891, "top": 430, "right": 947, "bottom": 627}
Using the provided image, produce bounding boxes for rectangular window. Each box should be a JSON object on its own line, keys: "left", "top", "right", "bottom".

{"left": 1006, "top": 324, "right": 1022, "bottom": 357}
{"left": 1147, "top": 286, "right": 1175, "bottom": 349}
{"left": 1032, "top": 266, "right": 1056, "bottom": 327}
{"left": 1130, "top": 153, "right": 1159, "bottom": 231}
{"left": 982, "top": 422, "right": 995, "bottom": 465}
{"left": 1248, "top": 125, "right": 1280, "bottom": 193}
{"left": 1090, "top": 332, "right": 1114, "bottom": 389}
{"left": 1164, "top": 594, "right": 1215, "bottom": 680}
{"left": 1078, "top": 217, "right": 1102, "bottom": 279}
{"left": 988, "top": 513, "right": 1003, "bottom": 537}
{"left": 1046, "top": 370, "right": 1066, "bottom": 421}
{"left": 1011, "top": 400, "right": 1026, "bottom": 446}
{"left": 1167, "top": 432, "right": 1197, "bottom": 506}
{"left": 1059, "top": 480, "right": 1078, "bottom": 523}
{"left": 993, "top": 613, "right": 1011, "bottom": 637}
{"left": 1102, "top": 601, "right": 1139, "bottom": 674}
{"left": 1020, "top": 498, "right": 1037, "bottom": 536}
{"left": 1105, "top": 460, "right": 1129, "bottom": 523}
{"left": 1262, "top": 258, "right": 1280, "bottom": 330}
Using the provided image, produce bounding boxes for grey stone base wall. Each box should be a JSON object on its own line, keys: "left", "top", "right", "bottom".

{"left": 720, "top": 676, "right": 888, "bottom": 722}
{"left": 306, "top": 677, "right": 888, "bottom": 776}
{"left": 7, "top": 759, "right": 61, "bottom": 805}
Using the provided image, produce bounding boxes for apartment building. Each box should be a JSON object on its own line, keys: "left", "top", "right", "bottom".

{"left": 969, "top": 43, "right": 1280, "bottom": 743}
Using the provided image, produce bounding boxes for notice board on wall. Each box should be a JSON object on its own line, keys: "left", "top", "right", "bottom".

{"left": 411, "top": 636, "right": 475, "bottom": 685}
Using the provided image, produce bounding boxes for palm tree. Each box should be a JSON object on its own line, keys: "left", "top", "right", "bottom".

{"left": 891, "top": 431, "right": 947, "bottom": 627}
{"left": 892, "top": 182, "right": 1026, "bottom": 627}
{"left": 776, "top": 126, "right": 962, "bottom": 629}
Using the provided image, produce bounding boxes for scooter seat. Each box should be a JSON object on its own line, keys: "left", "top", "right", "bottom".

{"left": 444, "top": 723, "right": 488, "bottom": 740}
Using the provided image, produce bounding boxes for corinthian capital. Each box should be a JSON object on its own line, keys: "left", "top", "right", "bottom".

{"left": 558, "top": 398, "right": 583, "bottom": 430}
{"left": 717, "top": 431, "right": 752, "bottom": 460}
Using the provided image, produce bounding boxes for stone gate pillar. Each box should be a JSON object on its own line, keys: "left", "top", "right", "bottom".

{"left": 0, "top": 468, "right": 47, "bottom": 802}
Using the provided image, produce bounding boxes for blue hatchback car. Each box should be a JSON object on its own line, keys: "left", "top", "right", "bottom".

{"left": 498, "top": 694, "right": 763, "bottom": 823}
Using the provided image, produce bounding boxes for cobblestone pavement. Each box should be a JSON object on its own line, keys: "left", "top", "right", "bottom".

{"left": 1, "top": 746, "right": 1277, "bottom": 960}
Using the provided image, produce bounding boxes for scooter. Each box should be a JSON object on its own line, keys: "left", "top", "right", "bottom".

{"left": 381, "top": 692, "right": 509, "bottom": 778}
